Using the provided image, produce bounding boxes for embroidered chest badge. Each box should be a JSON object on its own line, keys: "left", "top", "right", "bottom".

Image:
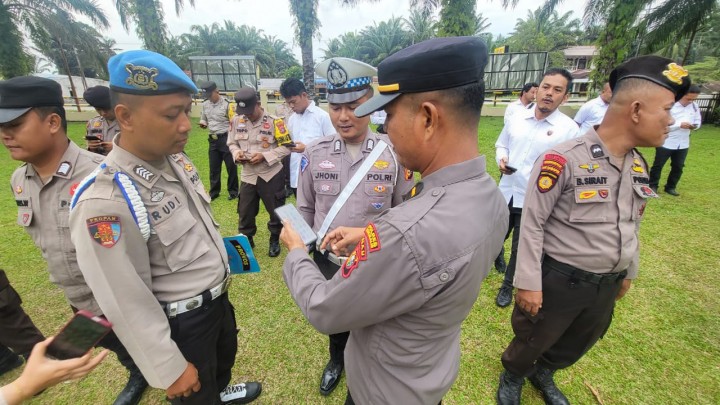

{"left": 579, "top": 163, "right": 599, "bottom": 173}
{"left": 319, "top": 160, "right": 335, "bottom": 169}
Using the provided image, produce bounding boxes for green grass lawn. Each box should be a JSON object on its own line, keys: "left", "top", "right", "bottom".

{"left": 0, "top": 117, "right": 718, "bottom": 404}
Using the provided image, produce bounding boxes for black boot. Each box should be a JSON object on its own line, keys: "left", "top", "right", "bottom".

{"left": 497, "top": 370, "right": 524, "bottom": 405}
{"left": 319, "top": 359, "right": 343, "bottom": 396}
{"left": 528, "top": 366, "right": 570, "bottom": 405}
{"left": 495, "top": 247, "right": 507, "bottom": 273}
{"left": 268, "top": 237, "right": 280, "bottom": 257}
{"left": 664, "top": 187, "right": 680, "bottom": 196}
{"left": 496, "top": 284, "right": 513, "bottom": 308}
{"left": 0, "top": 345, "right": 22, "bottom": 377}
{"left": 247, "top": 235, "right": 255, "bottom": 248}
{"left": 113, "top": 368, "right": 148, "bottom": 405}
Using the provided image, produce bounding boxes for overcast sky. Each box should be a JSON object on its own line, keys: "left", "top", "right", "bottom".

{"left": 94, "top": 0, "right": 585, "bottom": 61}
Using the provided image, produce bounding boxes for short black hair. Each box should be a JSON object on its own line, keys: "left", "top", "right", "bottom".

{"left": 542, "top": 68, "right": 574, "bottom": 94}
{"left": 688, "top": 84, "right": 701, "bottom": 94}
{"left": 438, "top": 81, "right": 486, "bottom": 124}
{"left": 280, "top": 78, "right": 306, "bottom": 98}
{"left": 521, "top": 82, "right": 539, "bottom": 95}
{"left": 34, "top": 106, "right": 67, "bottom": 133}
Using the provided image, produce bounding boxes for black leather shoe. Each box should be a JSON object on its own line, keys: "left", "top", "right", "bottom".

{"left": 210, "top": 194, "right": 220, "bottom": 201}
{"left": 269, "top": 239, "right": 280, "bottom": 257}
{"left": 528, "top": 367, "right": 570, "bottom": 405}
{"left": 220, "top": 382, "right": 262, "bottom": 404}
{"left": 0, "top": 349, "right": 22, "bottom": 377}
{"left": 497, "top": 370, "right": 524, "bottom": 405}
{"left": 228, "top": 194, "right": 238, "bottom": 201}
{"left": 496, "top": 285, "right": 513, "bottom": 308}
{"left": 495, "top": 248, "right": 507, "bottom": 273}
{"left": 665, "top": 188, "right": 680, "bottom": 196}
{"left": 113, "top": 370, "right": 148, "bottom": 405}
{"left": 319, "top": 360, "right": 343, "bottom": 396}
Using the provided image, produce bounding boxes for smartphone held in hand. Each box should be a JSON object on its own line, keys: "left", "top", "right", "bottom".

{"left": 46, "top": 310, "right": 112, "bottom": 360}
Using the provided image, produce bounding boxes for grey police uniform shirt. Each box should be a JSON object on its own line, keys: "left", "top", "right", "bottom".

{"left": 11, "top": 142, "right": 103, "bottom": 314}
{"left": 69, "top": 135, "right": 229, "bottom": 389}
{"left": 297, "top": 130, "right": 414, "bottom": 232}
{"left": 284, "top": 156, "right": 508, "bottom": 404}
{"left": 86, "top": 115, "right": 120, "bottom": 143}
{"left": 514, "top": 129, "right": 654, "bottom": 291}
{"left": 227, "top": 110, "right": 290, "bottom": 185}
{"left": 199, "top": 97, "right": 231, "bottom": 135}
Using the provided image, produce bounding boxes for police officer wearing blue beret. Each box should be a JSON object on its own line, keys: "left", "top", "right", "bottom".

{"left": 69, "top": 50, "right": 261, "bottom": 404}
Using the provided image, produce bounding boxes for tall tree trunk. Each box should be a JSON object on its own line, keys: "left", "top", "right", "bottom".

{"left": 300, "top": 36, "right": 314, "bottom": 96}
{"left": 57, "top": 37, "right": 81, "bottom": 112}
{"left": 681, "top": 25, "right": 699, "bottom": 65}
{"left": 73, "top": 47, "right": 88, "bottom": 90}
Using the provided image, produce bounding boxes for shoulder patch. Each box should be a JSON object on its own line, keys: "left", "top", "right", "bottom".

{"left": 404, "top": 169, "right": 413, "bottom": 181}
{"left": 86, "top": 216, "right": 121, "bottom": 248}
{"left": 300, "top": 155, "right": 309, "bottom": 173}
{"left": 537, "top": 153, "right": 567, "bottom": 193}
{"left": 364, "top": 223, "right": 381, "bottom": 252}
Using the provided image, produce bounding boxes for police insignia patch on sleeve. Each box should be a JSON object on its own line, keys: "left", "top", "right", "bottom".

{"left": 86, "top": 216, "right": 121, "bottom": 248}
{"left": 537, "top": 153, "right": 567, "bottom": 193}
{"left": 364, "top": 223, "right": 381, "bottom": 252}
{"left": 404, "top": 169, "right": 413, "bottom": 181}
{"left": 341, "top": 249, "right": 360, "bottom": 278}
{"left": 300, "top": 155, "right": 309, "bottom": 173}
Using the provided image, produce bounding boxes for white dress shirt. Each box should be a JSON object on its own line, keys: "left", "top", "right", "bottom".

{"left": 504, "top": 99, "right": 535, "bottom": 125}
{"left": 496, "top": 107, "right": 580, "bottom": 208}
{"left": 287, "top": 102, "right": 335, "bottom": 188}
{"left": 574, "top": 96, "right": 609, "bottom": 136}
{"left": 662, "top": 101, "right": 702, "bottom": 150}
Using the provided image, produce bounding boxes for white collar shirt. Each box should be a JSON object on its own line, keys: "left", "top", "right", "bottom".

{"left": 495, "top": 107, "right": 580, "bottom": 208}
{"left": 663, "top": 101, "right": 702, "bottom": 150}
{"left": 287, "top": 102, "right": 335, "bottom": 188}
{"left": 574, "top": 96, "right": 609, "bottom": 136}
{"left": 504, "top": 99, "right": 534, "bottom": 125}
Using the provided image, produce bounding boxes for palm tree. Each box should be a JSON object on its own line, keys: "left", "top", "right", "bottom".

{"left": 403, "top": 9, "right": 437, "bottom": 44}
{"left": 360, "top": 18, "right": 410, "bottom": 66}
{"left": 112, "top": 0, "right": 196, "bottom": 54}
{"left": 288, "top": 0, "right": 320, "bottom": 94}
{"left": 0, "top": 0, "right": 108, "bottom": 78}
{"left": 437, "top": 0, "right": 477, "bottom": 36}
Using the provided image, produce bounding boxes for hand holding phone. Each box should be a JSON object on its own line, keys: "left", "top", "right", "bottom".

{"left": 504, "top": 164, "right": 518, "bottom": 174}
{"left": 45, "top": 310, "right": 112, "bottom": 360}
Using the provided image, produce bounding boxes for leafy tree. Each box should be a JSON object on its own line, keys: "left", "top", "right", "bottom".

{"left": 113, "top": 0, "right": 195, "bottom": 54}
{"left": 0, "top": 0, "right": 108, "bottom": 78}
{"left": 360, "top": 17, "right": 409, "bottom": 66}
{"left": 283, "top": 65, "right": 303, "bottom": 80}
{"left": 322, "top": 32, "right": 364, "bottom": 60}
{"left": 436, "top": 0, "right": 477, "bottom": 37}
{"left": 403, "top": 9, "right": 436, "bottom": 44}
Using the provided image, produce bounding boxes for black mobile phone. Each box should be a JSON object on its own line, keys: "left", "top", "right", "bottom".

{"left": 505, "top": 164, "right": 518, "bottom": 173}
{"left": 46, "top": 310, "right": 113, "bottom": 360}
{"left": 85, "top": 135, "right": 102, "bottom": 141}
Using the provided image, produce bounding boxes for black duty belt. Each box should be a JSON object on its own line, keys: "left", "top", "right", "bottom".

{"left": 209, "top": 132, "right": 228, "bottom": 141}
{"left": 544, "top": 255, "right": 627, "bottom": 285}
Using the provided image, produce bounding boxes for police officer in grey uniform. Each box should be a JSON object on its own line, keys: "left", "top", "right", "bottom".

{"left": 83, "top": 85, "right": 120, "bottom": 156}
{"left": 1, "top": 76, "right": 148, "bottom": 404}
{"left": 297, "top": 57, "right": 414, "bottom": 396}
{"left": 228, "top": 87, "right": 290, "bottom": 257}
{"left": 69, "top": 50, "right": 261, "bottom": 405}
{"left": 496, "top": 56, "right": 690, "bottom": 405}
{"left": 199, "top": 81, "right": 239, "bottom": 201}
{"left": 281, "top": 36, "right": 508, "bottom": 405}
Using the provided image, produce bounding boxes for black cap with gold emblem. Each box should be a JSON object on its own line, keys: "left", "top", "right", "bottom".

{"left": 355, "top": 36, "right": 488, "bottom": 117}
{"left": 609, "top": 55, "right": 691, "bottom": 101}
{"left": 83, "top": 86, "right": 111, "bottom": 110}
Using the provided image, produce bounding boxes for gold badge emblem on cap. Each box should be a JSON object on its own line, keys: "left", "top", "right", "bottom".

{"left": 125, "top": 64, "right": 159, "bottom": 90}
{"left": 662, "top": 63, "right": 688, "bottom": 85}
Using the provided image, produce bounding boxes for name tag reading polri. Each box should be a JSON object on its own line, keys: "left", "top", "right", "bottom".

{"left": 223, "top": 234, "right": 261, "bottom": 274}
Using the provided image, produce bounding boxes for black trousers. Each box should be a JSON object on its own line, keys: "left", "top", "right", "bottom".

{"left": 313, "top": 251, "right": 349, "bottom": 364}
{"left": 168, "top": 293, "right": 237, "bottom": 405}
{"left": 282, "top": 154, "right": 291, "bottom": 188}
{"left": 500, "top": 201, "right": 523, "bottom": 288}
{"left": 0, "top": 270, "right": 44, "bottom": 357}
{"left": 70, "top": 306, "right": 138, "bottom": 373}
{"left": 208, "top": 133, "right": 238, "bottom": 198}
{"left": 501, "top": 257, "right": 625, "bottom": 377}
{"left": 649, "top": 147, "right": 689, "bottom": 190}
{"left": 237, "top": 172, "right": 286, "bottom": 239}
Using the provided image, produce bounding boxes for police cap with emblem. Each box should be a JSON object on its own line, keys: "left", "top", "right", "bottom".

{"left": 234, "top": 87, "right": 258, "bottom": 116}
{"left": 108, "top": 49, "right": 197, "bottom": 95}
{"left": 355, "top": 36, "right": 488, "bottom": 117}
{"left": 609, "top": 55, "right": 691, "bottom": 101}
{"left": 83, "top": 86, "right": 111, "bottom": 110}
{"left": 315, "top": 57, "right": 377, "bottom": 104}
{"left": 199, "top": 81, "right": 217, "bottom": 99}
{"left": 0, "top": 76, "right": 64, "bottom": 124}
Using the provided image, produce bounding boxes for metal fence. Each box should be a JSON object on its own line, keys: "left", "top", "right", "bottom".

{"left": 696, "top": 93, "right": 720, "bottom": 123}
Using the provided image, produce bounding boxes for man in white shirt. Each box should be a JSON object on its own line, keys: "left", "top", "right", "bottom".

{"left": 649, "top": 85, "right": 702, "bottom": 196}
{"left": 494, "top": 68, "right": 580, "bottom": 308}
{"left": 280, "top": 78, "right": 335, "bottom": 196}
{"left": 504, "top": 82, "right": 538, "bottom": 124}
{"left": 574, "top": 82, "right": 612, "bottom": 135}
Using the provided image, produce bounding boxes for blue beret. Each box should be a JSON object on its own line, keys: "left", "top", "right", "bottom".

{"left": 108, "top": 50, "right": 197, "bottom": 95}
